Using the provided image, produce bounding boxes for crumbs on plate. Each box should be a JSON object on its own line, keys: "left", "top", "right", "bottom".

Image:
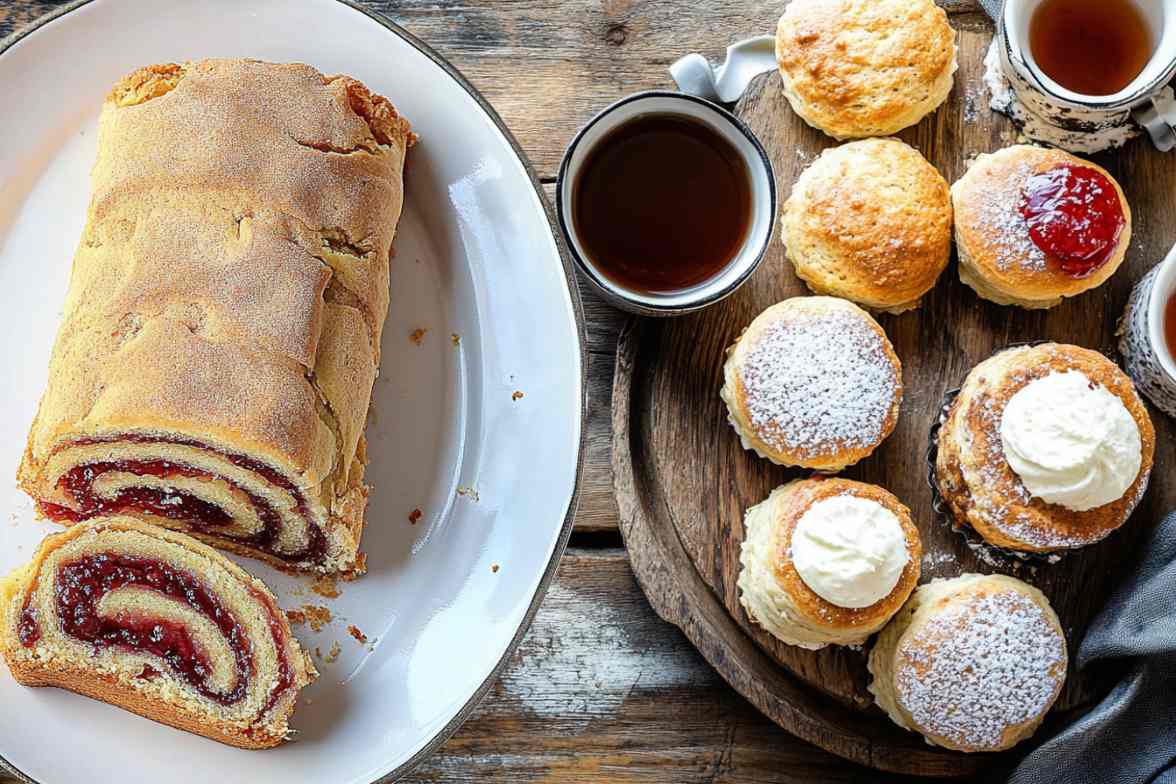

{"left": 341, "top": 552, "right": 367, "bottom": 581}
{"left": 325, "top": 641, "right": 342, "bottom": 663}
{"left": 409, "top": 327, "right": 428, "bottom": 345}
{"left": 310, "top": 574, "right": 340, "bottom": 599}
{"left": 457, "top": 486, "right": 480, "bottom": 502}
{"left": 512, "top": 390, "right": 524, "bottom": 401}
{"left": 286, "top": 609, "right": 308, "bottom": 626}
{"left": 347, "top": 625, "right": 368, "bottom": 645}
{"left": 491, "top": 563, "right": 500, "bottom": 573}
{"left": 451, "top": 333, "right": 461, "bottom": 346}
{"left": 408, "top": 508, "right": 422, "bottom": 525}
{"left": 303, "top": 604, "right": 333, "bottom": 633}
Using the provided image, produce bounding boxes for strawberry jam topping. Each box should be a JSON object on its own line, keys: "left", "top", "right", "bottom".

{"left": 1019, "top": 165, "right": 1125, "bottom": 278}
{"left": 18, "top": 553, "right": 294, "bottom": 711}
{"left": 44, "top": 435, "right": 325, "bottom": 563}
{"left": 29, "top": 554, "right": 248, "bottom": 702}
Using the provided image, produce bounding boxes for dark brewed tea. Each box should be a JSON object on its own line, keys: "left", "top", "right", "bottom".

{"left": 1029, "top": 0, "right": 1153, "bottom": 96}
{"left": 572, "top": 113, "right": 751, "bottom": 294}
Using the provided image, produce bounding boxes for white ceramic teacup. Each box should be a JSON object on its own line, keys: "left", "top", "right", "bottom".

{"left": 556, "top": 91, "right": 776, "bottom": 316}
{"left": 995, "top": 0, "right": 1176, "bottom": 151}
{"left": 1119, "top": 243, "right": 1176, "bottom": 417}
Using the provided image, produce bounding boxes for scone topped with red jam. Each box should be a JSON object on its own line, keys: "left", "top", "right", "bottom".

{"left": 951, "top": 145, "right": 1131, "bottom": 309}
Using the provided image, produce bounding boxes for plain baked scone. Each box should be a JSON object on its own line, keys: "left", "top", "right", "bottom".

{"left": 0, "top": 517, "right": 316, "bottom": 749}
{"left": 17, "top": 59, "right": 414, "bottom": 574}
{"left": 775, "top": 0, "right": 958, "bottom": 139}
{"left": 782, "top": 138, "right": 953, "bottom": 314}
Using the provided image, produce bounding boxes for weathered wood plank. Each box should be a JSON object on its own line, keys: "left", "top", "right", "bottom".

{"left": 402, "top": 549, "right": 961, "bottom": 784}
{"left": 1, "top": 0, "right": 986, "bottom": 182}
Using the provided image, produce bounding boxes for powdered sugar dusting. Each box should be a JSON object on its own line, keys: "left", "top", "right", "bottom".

{"left": 738, "top": 311, "right": 898, "bottom": 457}
{"left": 971, "top": 162, "right": 1047, "bottom": 272}
{"left": 896, "top": 589, "right": 1065, "bottom": 750}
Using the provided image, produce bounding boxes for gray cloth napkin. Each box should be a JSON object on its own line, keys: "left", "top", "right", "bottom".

{"left": 1002, "top": 512, "right": 1176, "bottom": 784}
{"left": 977, "top": 0, "right": 1002, "bottom": 22}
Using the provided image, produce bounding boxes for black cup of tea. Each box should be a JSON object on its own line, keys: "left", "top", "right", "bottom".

{"left": 557, "top": 91, "right": 776, "bottom": 316}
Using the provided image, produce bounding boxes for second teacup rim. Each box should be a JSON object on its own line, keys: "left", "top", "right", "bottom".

{"left": 1000, "top": 0, "right": 1176, "bottom": 112}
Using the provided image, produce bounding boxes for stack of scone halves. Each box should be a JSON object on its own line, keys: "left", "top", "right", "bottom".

{"left": 1, "top": 59, "right": 412, "bottom": 748}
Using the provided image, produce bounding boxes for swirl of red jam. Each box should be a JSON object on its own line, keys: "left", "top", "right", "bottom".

{"left": 1019, "top": 165, "right": 1125, "bottom": 278}
{"left": 18, "top": 553, "right": 295, "bottom": 716}
{"left": 18, "top": 555, "right": 239, "bottom": 702}
{"left": 42, "top": 435, "right": 325, "bottom": 563}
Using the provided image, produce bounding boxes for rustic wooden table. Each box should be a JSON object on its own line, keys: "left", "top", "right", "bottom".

{"left": 0, "top": 1, "right": 979, "bottom": 781}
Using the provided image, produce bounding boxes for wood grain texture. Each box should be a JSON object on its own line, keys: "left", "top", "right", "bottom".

{"left": 403, "top": 550, "right": 964, "bottom": 784}
{"left": 615, "top": 7, "right": 1175, "bottom": 781}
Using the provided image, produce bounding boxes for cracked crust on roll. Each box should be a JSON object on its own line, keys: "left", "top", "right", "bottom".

{"left": 951, "top": 145, "right": 1131, "bottom": 309}
{"left": 738, "top": 478, "right": 921, "bottom": 650}
{"left": 0, "top": 517, "right": 316, "bottom": 749}
{"left": 935, "top": 343, "right": 1154, "bottom": 552}
{"left": 720, "top": 297, "right": 902, "bottom": 471}
{"left": 782, "top": 138, "right": 953, "bottom": 314}
{"left": 867, "top": 574, "right": 1067, "bottom": 752}
{"left": 775, "top": 0, "right": 957, "bottom": 140}
{"left": 17, "top": 60, "right": 413, "bottom": 573}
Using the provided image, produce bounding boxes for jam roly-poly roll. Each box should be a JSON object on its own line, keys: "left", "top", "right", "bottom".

{"left": 0, "top": 517, "right": 315, "bottom": 749}
{"left": 17, "top": 60, "right": 414, "bottom": 573}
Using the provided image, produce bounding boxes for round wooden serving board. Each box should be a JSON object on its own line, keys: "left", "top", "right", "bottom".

{"left": 612, "top": 7, "right": 1176, "bottom": 778}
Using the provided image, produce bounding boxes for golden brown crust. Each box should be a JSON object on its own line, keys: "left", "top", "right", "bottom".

{"left": 0, "top": 517, "right": 316, "bottom": 748}
{"left": 720, "top": 297, "right": 902, "bottom": 471}
{"left": 17, "top": 59, "right": 411, "bottom": 572}
{"left": 935, "top": 344, "right": 1154, "bottom": 552}
{"left": 5, "top": 657, "right": 286, "bottom": 749}
{"left": 951, "top": 145, "right": 1131, "bottom": 309}
{"left": 770, "top": 479, "right": 921, "bottom": 629}
{"left": 108, "top": 63, "right": 187, "bottom": 107}
{"left": 775, "top": 0, "right": 957, "bottom": 139}
{"left": 782, "top": 138, "right": 952, "bottom": 313}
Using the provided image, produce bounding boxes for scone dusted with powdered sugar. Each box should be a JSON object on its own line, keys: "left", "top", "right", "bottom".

{"left": 720, "top": 296, "right": 903, "bottom": 471}
{"left": 17, "top": 60, "right": 413, "bottom": 574}
{"left": 868, "top": 573, "right": 1067, "bottom": 753}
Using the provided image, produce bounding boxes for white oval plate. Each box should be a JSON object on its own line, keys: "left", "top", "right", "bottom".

{"left": 0, "top": 1, "right": 585, "bottom": 782}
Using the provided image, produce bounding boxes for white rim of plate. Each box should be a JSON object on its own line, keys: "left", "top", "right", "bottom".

{"left": 0, "top": 1, "right": 589, "bottom": 782}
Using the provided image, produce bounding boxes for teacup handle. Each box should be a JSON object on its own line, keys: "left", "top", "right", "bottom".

{"left": 670, "top": 35, "right": 777, "bottom": 105}
{"left": 1134, "top": 88, "right": 1176, "bottom": 153}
